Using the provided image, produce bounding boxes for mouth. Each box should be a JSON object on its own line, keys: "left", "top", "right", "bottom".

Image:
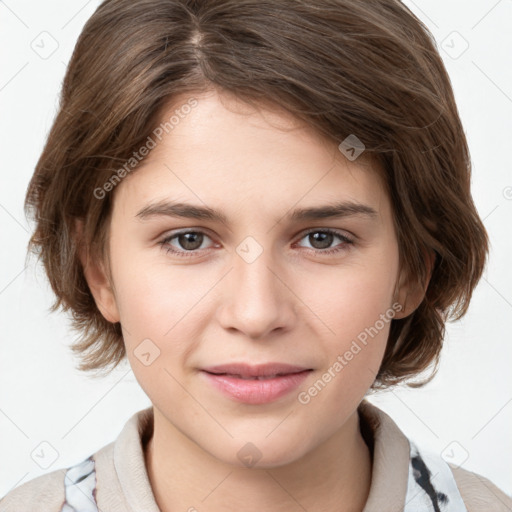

{"left": 202, "top": 362, "right": 311, "bottom": 378}
{"left": 200, "top": 363, "right": 313, "bottom": 404}
{"left": 208, "top": 374, "right": 296, "bottom": 380}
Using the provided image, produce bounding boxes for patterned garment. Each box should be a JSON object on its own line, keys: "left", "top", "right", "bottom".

{"left": 59, "top": 442, "right": 468, "bottom": 512}
{"left": 60, "top": 456, "right": 98, "bottom": 512}
{"left": 404, "top": 441, "right": 468, "bottom": 512}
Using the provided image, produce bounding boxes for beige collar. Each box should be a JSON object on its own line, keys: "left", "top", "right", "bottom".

{"left": 106, "top": 399, "right": 412, "bottom": 511}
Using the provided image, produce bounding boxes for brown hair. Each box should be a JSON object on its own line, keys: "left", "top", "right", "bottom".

{"left": 24, "top": 0, "right": 488, "bottom": 387}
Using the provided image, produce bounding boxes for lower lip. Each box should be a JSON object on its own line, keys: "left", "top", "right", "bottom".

{"left": 201, "top": 370, "right": 311, "bottom": 404}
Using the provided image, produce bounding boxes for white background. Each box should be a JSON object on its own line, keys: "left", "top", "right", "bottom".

{"left": 1, "top": 0, "right": 511, "bottom": 500}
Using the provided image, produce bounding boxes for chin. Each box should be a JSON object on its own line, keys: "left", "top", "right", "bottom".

{"left": 208, "top": 437, "right": 310, "bottom": 470}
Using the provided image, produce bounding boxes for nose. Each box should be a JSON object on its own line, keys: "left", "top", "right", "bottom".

{"left": 216, "top": 244, "right": 296, "bottom": 340}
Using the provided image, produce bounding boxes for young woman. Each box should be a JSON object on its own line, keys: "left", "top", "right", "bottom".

{"left": 1, "top": 0, "right": 510, "bottom": 511}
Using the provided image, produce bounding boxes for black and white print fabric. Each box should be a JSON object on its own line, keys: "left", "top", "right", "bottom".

{"left": 60, "top": 456, "right": 98, "bottom": 512}
{"left": 404, "top": 441, "right": 468, "bottom": 512}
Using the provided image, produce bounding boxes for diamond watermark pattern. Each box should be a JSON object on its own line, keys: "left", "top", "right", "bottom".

{"left": 237, "top": 442, "right": 263, "bottom": 468}
{"left": 441, "top": 31, "right": 469, "bottom": 60}
{"left": 441, "top": 440, "right": 469, "bottom": 468}
{"left": 338, "top": 134, "right": 365, "bottom": 161}
{"left": 236, "top": 236, "right": 264, "bottom": 264}
{"left": 134, "top": 338, "right": 161, "bottom": 366}
{"left": 31, "top": 441, "right": 59, "bottom": 469}
{"left": 30, "top": 31, "right": 59, "bottom": 60}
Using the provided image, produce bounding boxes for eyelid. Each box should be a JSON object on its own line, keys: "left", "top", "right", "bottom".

{"left": 296, "top": 227, "right": 355, "bottom": 243}
{"left": 160, "top": 228, "right": 218, "bottom": 247}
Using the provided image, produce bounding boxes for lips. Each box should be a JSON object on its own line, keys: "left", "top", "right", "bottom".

{"left": 201, "top": 363, "right": 312, "bottom": 404}
{"left": 202, "top": 362, "right": 310, "bottom": 379}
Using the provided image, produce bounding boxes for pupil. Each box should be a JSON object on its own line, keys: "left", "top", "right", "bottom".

{"left": 180, "top": 232, "right": 203, "bottom": 250}
{"left": 311, "top": 232, "right": 332, "bottom": 249}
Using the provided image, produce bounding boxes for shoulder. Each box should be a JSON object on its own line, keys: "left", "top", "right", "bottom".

{"left": 450, "top": 465, "right": 512, "bottom": 512}
{"left": 359, "top": 399, "right": 512, "bottom": 512}
{"left": 0, "top": 467, "right": 67, "bottom": 512}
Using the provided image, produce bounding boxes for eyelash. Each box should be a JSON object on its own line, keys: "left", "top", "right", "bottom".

{"left": 158, "top": 228, "right": 354, "bottom": 258}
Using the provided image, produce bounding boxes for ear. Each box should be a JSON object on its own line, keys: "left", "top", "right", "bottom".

{"left": 74, "top": 219, "right": 120, "bottom": 323}
{"left": 393, "top": 248, "right": 436, "bottom": 320}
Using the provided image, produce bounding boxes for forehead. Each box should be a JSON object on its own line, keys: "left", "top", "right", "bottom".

{"left": 111, "top": 90, "right": 389, "bottom": 223}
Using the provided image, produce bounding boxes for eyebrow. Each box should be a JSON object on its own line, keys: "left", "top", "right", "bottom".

{"left": 135, "top": 200, "right": 378, "bottom": 224}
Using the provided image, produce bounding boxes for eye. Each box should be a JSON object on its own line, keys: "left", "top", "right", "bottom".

{"left": 294, "top": 228, "right": 354, "bottom": 255}
{"left": 158, "top": 227, "right": 354, "bottom": 259}
{"left": 159, "top": 230, "right": 217, "bottom": 258}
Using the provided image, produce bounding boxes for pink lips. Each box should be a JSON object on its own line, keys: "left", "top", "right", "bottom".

{"left": 201, "top": 363, "right": 312, "bottom": 404}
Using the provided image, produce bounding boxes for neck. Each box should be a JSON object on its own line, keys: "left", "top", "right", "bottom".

{"left": 144, "top": 407, "right": 373, "bottom": 512}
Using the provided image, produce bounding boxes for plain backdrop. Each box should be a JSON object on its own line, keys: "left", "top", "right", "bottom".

{"left": 1, "top": 0, "right": 511, "bottom": 500}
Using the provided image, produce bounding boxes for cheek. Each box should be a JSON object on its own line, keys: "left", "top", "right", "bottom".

{"left": 111, "top": 238, "right": 186, "bottom": 323}
{"left": 295, "top": 285, "right": 393, "bottom": 419}
{"left": 303, "top": 249, "right": 399, "bottom": 384}
{"left": 111, "top": 248, "right": 217, "bottom": 366}
{"left": 112, "top": 257, "right": 205, "bottom": 400}
{"left": 332, "top": 273, "right": 395, "bottom": 347}
{"left": 313, "top": 249, "right": 398, "bottom": 335}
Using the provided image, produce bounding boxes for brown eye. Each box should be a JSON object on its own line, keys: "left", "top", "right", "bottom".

{"left": 159, "top": 230, "right": 215, "bottom": 258}
{"left": 296, "top": 229, "right": 354, "bottom": 255}
{"left": 307, "top": 231, "right": 334, "bottom": 250}
{"left": 175, "top": 232, "right": 204, "bottom": 251}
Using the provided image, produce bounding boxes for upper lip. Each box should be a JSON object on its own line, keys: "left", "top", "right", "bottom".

{"left": 202, "top": 363, "right": 311, "bottom": 378}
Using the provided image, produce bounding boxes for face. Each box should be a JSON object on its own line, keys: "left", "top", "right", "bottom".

{"left": 88, "top": 89, "right": 412, "bottom": 468}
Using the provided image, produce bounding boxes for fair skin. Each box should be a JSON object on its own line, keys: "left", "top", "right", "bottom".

{"left": 80, "top": 89, "right": 425, "bottom": 512}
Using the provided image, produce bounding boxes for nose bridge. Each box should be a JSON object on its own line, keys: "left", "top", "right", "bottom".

{"left": 235, "top": 240, "right": 277, "bottom": 298}
{"left": 217, "top": 234, "right": 294, "bottom": 338}
{"left": 234, "top": 235, "right": 282, "bottom": 305}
